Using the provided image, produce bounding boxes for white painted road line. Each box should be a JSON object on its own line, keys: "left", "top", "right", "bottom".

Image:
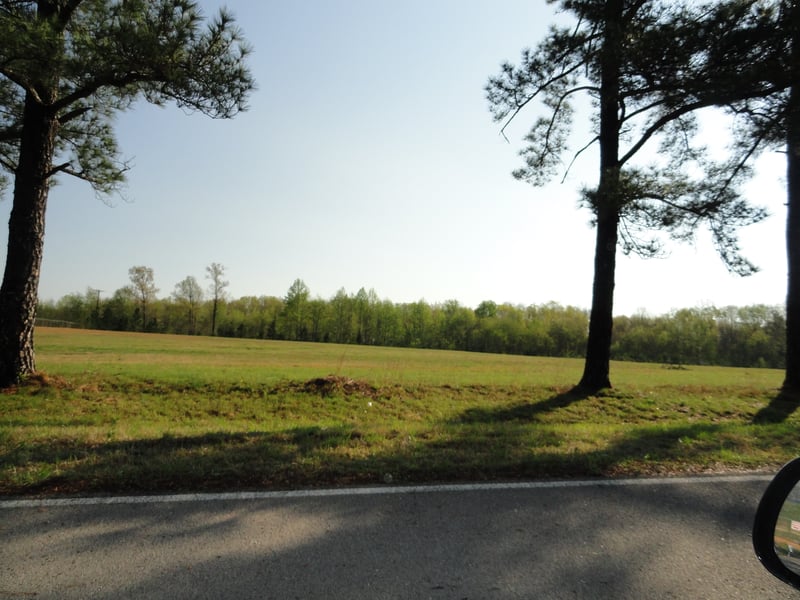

{"left": 0, "top": 473, "right": 775, "bottom": 509}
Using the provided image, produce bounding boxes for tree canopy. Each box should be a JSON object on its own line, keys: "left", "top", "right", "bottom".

{"left": 0, "top": 0, "right": 253, "bottom": 194}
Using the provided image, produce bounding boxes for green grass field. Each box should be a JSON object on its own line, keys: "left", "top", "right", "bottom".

{"left": 1, "top": 327, "right": 797, "bottom": 496}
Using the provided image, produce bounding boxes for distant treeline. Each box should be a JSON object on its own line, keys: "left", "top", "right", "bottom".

{"left": 37, "top": 280, "right": 785, "bottom": 369}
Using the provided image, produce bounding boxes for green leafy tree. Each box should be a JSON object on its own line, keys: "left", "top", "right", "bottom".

{"left": 231, "top": 295, "right": 282, "bottom": 339}
{"left": 537, "top": 303, "right": 589, "bottom": 357}
{"left": 172, "top": 275, "right": 203, "bottom": 335}
{"left": 329, "top": 288, "right": 355, "bottom": 343}
{"left": 439, "top": 300, "right": 476, "bottom": 350}
{"left": 0, "top": 1, "right": 254, "bottom": 386}
{"left": 474, "top": 300, "right": 498, "bottom": 320}
{"left": 486, "top": 0, "right": 766, "bottom": 390}
{"left": 402, "top": 300, "right": 433, "bottom": 348}
{"left": 373, "top": 298, "right": 402, "bottom": 347}
{"left": 307, "top": 298, "right": 328, "bottom": 342}
{"left": 127, "top": 265, "right": 157, "bottom": 331}
{"left": 45, "top": 290, "right": 89, "bottom": 327}
{"left": 494, "top": 304, "right": 526, "bottom": 354}
{"left": 101, "top": 286, "right": 135, "bottom": 331}
{"left": 354, "top": 287, "right": 381, "bottom": 345}
{"left": 280, "top": 278, "right": 310, "bottom": 341}
{"left": 664, "top": 308, "right": 719, "bottom": 366}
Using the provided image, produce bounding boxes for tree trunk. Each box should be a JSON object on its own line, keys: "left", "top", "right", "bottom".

{"left": 580, "top": 204, "right": 619, "bottom": 391}
{"left": 0, "top": 94, "right": 58, "bottom": 387}
{"left": 783, "top": 5, "right": 800, "bottom": 396}
{"left": 579, "top": 0, "right": 623, "bottom": 392}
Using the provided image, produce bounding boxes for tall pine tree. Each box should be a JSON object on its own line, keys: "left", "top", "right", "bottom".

{"left": 0, "top": 1, "right": 254, "bottom": 386}
{"left": 487, "top": 0, "right": 767, "bottom": 390}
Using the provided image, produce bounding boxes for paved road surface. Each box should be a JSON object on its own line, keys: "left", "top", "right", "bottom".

{"left": 1, "top": 476, "right": 797, "bottom": 599}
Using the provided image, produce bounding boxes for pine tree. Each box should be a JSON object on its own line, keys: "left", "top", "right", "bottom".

{"left": 0, "top": 1, "right": 254, "bottom": 385}
{"left": 487, "top": 0, "right": 767, "bottom": 390}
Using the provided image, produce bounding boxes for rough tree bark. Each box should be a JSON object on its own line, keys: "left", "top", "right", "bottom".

{"left": 0, "top": 93, "right": 57, "bottom": 385}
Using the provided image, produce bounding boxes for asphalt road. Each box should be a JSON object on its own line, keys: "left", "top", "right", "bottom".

{"left": 1, "top": 476, "right": 797, "bottom": 599}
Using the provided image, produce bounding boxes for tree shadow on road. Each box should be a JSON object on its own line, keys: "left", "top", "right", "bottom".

{"left": 3, "top": 463, "right": 791, "bottom": 600}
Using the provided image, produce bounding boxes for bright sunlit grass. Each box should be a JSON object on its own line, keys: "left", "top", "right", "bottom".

{"left": 0, "top": 327, "right": 793, "bottom": 496}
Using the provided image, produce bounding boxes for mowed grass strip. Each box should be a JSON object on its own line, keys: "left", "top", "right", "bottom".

{"left": 0, "top": 327, "right": 794, "bottom": 495}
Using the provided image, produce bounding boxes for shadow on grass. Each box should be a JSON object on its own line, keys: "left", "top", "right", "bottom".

{"left": 425, "top": 420, "right": 749, "bottom": 481}
{"left": 4, "top": 380, "right": 796, "bottom": 496}
{"left": 454, "top": 385, "right": 592, "bottom": 424}
{"left": 1, "top": 425, "right": 369, "bottom": 495}
{"left": 752, "top": 389, "right": 800, "bottom": 424}
{"left": 3, "top": 414, "right": 778, "bottom": 496}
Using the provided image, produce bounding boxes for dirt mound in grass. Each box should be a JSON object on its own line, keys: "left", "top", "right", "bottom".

{"left": 302, "top": 375, "right": 379, "bottom": 398}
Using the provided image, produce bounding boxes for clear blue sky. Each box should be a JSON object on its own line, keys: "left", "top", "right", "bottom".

{"left": 2, "top": 1, "right": 789, "bottom": 316}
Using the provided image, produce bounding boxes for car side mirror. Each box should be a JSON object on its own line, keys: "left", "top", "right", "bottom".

{"left": 753, "top": 457, "right": 800, "bottom": 590}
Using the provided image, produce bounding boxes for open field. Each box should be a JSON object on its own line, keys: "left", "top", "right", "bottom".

{"left": 1, "top": 327, "right": 797, "bottom": 496}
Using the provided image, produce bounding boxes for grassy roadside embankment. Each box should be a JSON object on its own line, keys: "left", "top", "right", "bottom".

{"left": 0, "top": 327, "right": 796, "bottom": 496}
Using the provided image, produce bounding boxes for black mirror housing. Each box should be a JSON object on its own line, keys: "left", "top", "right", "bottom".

{"left": 754, "top": 457, "right": 800, "bottom": 590}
